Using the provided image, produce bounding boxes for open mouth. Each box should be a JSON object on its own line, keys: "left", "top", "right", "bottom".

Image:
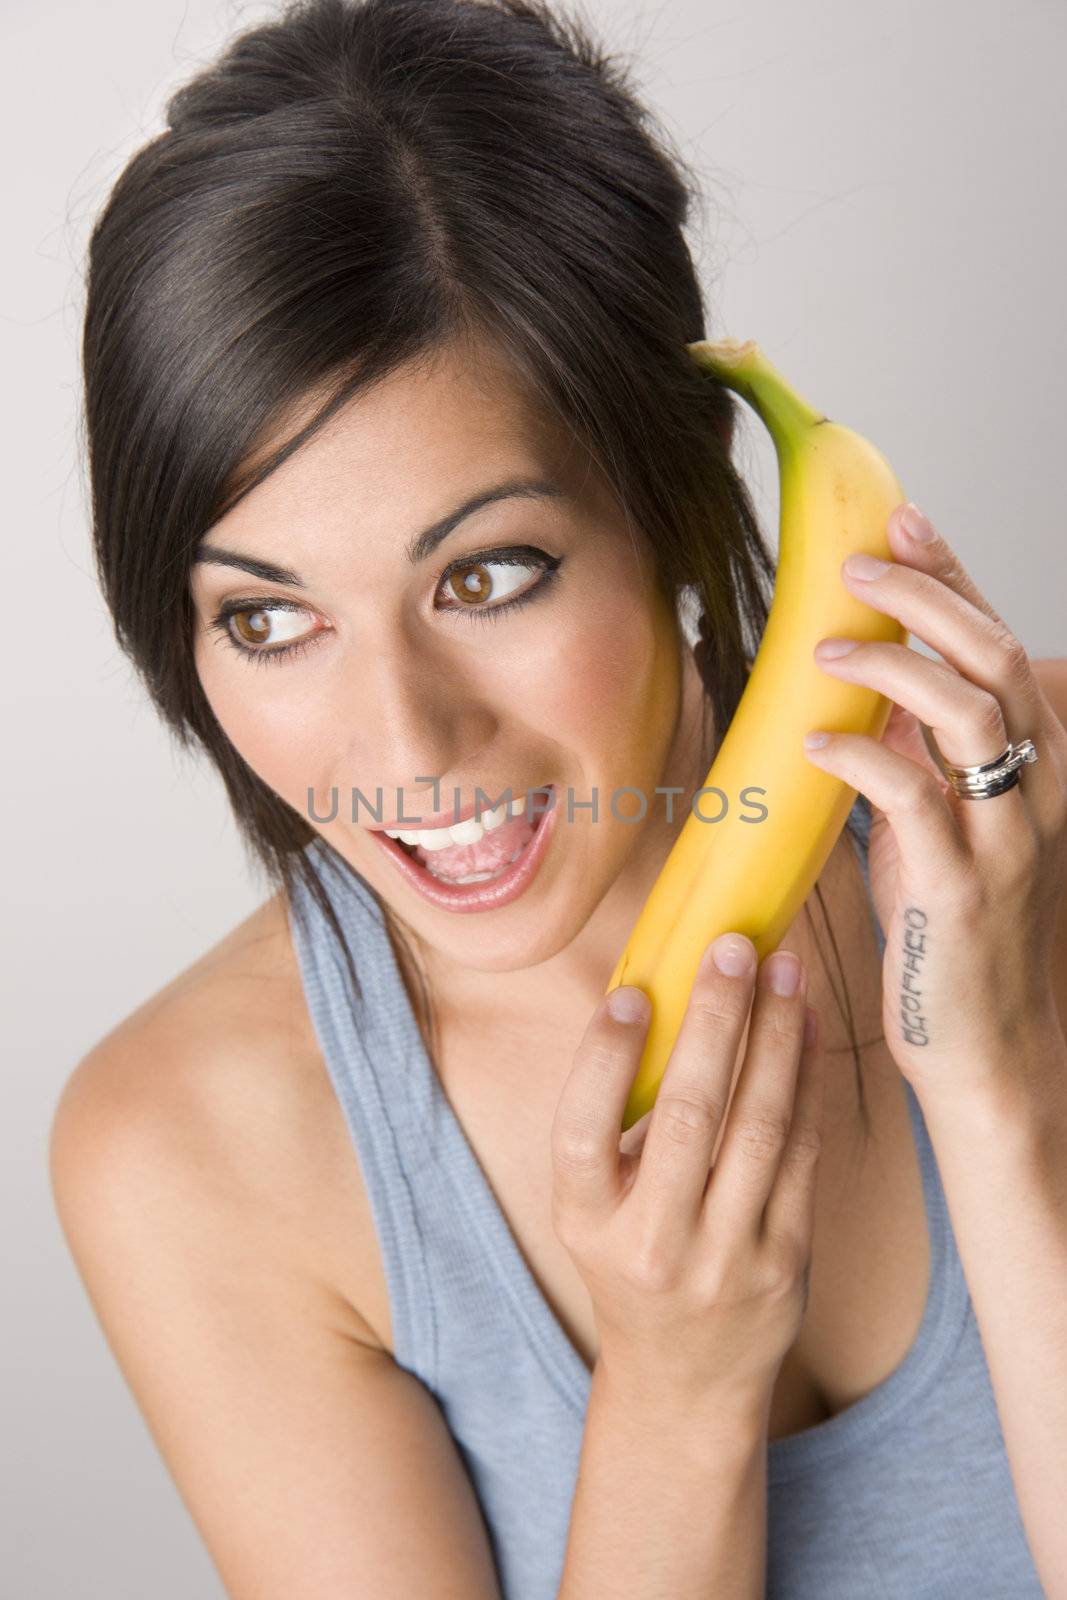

{"left": 392, "top": 833, "right": 527, "bottom": 883}
{"left": 371, "top": 784, "right": 558, "bottom": 909}
{"left": 394, "top": 785, "right": 552, "bottom": 883}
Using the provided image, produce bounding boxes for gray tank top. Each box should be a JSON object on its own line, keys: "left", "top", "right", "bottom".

{"left": 285, "top": 795, "right": 1042, "bottom": 1598}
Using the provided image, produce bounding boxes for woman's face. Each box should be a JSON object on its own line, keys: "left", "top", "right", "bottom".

{"left": 190, "top": 336, "right": 709, "bottom": 977}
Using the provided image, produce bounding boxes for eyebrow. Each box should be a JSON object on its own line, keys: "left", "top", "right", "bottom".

{"left": 192, "top": 475, "right": 568, "bottom": 588}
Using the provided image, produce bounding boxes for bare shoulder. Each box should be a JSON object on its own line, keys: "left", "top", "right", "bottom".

{"left": 50, "top": 889, "right": 390, "bottom": 1353}
{"left": 48, "top": 894, "right": 501, "bottom": 1597}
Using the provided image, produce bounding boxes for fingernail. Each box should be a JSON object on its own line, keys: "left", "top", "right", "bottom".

{"left": 901, "top": 502, "right": 937, "bottom": 543}
{"left": 607, "top": 986, "right": 648, "bottom": 1023}
{"left": 843, "top": 552, "right": 890, "bottom": 580}
{"left": 710, "top": 933, "right": 755, "bottom": 977}
{"left": 815, "top": 637, "right": 857, "bottom": 659}
{"left": 762, "top": 951, "right": 801, "bottom": 997}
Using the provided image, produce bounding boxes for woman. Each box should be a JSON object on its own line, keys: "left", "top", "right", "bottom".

{"left": 50, "top": 0, "right": 1067, "bottom": 1596}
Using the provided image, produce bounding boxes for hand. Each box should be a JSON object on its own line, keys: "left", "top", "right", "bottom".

{"left": 802, "top": 500, "right": 1067, "bottom": 1105}
{"left": 550, "top": 935, "right": 823, "bottom": 1425}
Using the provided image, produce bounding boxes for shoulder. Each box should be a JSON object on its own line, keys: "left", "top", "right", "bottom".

{"left": 51, "top": 892, "right": 315, "bottom": 1183}
{"left": 49, "top": 890, "right": 388, "bottom": 1352}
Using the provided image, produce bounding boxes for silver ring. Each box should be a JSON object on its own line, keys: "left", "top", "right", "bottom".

{"left": 944, "top": 738, "right": 1038, "bottom": 800}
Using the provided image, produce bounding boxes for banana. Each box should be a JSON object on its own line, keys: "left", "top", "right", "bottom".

{"left": 609, "top": 338, "right": 908, "bottom": 1131}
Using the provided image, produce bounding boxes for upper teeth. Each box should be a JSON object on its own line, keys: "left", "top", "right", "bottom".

{"left": 383, "top": 795, "right": 529, "bottom": 852}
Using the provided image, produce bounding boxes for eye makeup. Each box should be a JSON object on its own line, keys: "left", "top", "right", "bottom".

{"left": 205, "top": 544, "right": 564, "bottom": 666}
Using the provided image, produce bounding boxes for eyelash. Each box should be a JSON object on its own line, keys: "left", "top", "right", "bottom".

{"left": 207, "top": 546, "right": 563, "bottom": 668}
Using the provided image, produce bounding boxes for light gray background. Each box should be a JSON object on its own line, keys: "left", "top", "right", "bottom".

{"left": 4, "top": 0, "right": 1064, "bottom": 1594}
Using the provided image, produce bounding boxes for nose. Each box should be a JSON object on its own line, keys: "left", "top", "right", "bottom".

{"left": 341, "top": 624, "right": 498, "bottom": 810}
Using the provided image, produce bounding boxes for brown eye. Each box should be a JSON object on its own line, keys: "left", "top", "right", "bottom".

{"left": 217, "top": 603, "right": 318, "bottom": 655}
{"left": 447, "top": 563, "right": 493, "bottom": 605}
{"left": 442, "top": 558, "right": 541, "bottom": 609}
{"left": 233, "top": 608, "right": 272, "bottom": 644}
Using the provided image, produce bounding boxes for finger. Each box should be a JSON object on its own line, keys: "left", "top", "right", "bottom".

{"left": 627, "top": 934, "right": 757, "bottom": 1225}
{"left": 852, "top": 504, "right": 1061, "bottom": 827}
{"left": 550, "top": 987, "right": 651, "bottom": 1223}
{"left": 886, "top": 502, "right": 1046, "bottom": 739}
{"left": 813, "top": 627, "right": 1033, "bottom": 854}
{"left": 701, "top": 948, "right": 810, "bottom": 1241}
{"left": 802, "top": 726, "right": 971, "bottom": 880}
{"left": 880, "top": 702, "right": 946, "bottom": 788}
{"left": 761, "top": 1006, "right": 826, "bottom": 1254}
{"left": 618, "top": 1107, "right": 653, "bottom": 1162}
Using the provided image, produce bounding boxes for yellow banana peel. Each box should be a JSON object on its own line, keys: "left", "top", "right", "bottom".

{"left": 608, "top": 338, "right": 908, "bottom": 1131}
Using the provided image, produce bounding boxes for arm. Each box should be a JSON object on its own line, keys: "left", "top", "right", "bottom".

{"left": 48, "top": 1040, "right": 502, "bottom": 1600}
{"left": 559, "top": 1363, "right": 768, "bottom": 1598}
{"left": 910, "top": 655, "right": 1067, "bottom": 1596}
{"left": 50, "top": 1044, "right": 769, "bottom": 1600}
{"left": 918, "top": 1049, "right": 1067, "bottom": 1598}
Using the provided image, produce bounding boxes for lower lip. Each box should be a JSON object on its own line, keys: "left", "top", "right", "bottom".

{"left": 369, "top": 786, "right": 559, "bottom": 914}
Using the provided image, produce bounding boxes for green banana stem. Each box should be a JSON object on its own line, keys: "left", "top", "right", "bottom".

{"left": 687, "top": 338, "right": 826, "bottom": 462}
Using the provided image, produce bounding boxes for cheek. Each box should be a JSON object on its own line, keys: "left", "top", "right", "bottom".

{"left": 192, "top": 632, "right": 330, "bottom": 803}
{"left": 525, "top": 584, "right": 679, "bottom": 755}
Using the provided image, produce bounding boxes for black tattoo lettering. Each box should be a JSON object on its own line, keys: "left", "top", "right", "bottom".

{"left": 900, "top": 906, "right": 931, "bottom": 1046}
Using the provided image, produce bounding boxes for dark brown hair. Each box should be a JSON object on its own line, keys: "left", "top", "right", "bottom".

{"left": 82, "top": 0, "right": 875, "bottom": 1135}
